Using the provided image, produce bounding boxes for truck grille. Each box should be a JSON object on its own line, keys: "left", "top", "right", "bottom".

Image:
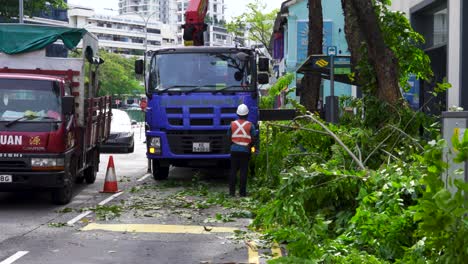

{"left": 221, "top": 107, "right": 237, "bottom": 114}
{"left": 0, "top": 160, "right": 27, "bottom": 168}
{"left": 190, "top": 107, "right": 213, "bottom": 114}
{"left": 221, "top": 118, "right": 235, "bottom": 126}
{"left": 168, "top": 118, "right": 183, "bottom": 126}
{"left": 166, "top": 108, "right": 183, "bottom": 114}
{"left": 166, "top": 131, "right": 229, "bottom": 155}
{"left": 190, "top": 119, "right": 213, "bottom": 126}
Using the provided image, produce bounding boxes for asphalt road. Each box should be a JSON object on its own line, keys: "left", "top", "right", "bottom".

{"left": 0, "top": 127, "right": 281, "bottom": 264}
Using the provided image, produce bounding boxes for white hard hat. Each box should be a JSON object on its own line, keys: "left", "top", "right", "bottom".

{"left": 236, "top": 104, "right": 249, "bottom": 116}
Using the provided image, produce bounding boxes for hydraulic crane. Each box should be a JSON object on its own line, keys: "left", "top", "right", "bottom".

{"left": 182, "top": 0, "right": 209, "bottom": 46}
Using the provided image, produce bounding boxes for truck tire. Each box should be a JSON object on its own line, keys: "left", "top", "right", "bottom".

{"left": 128, "top": 143, "right": 134, "bottom": 153}
{"left": 152, "top": 160, "right": 169, "bottom": 180}
{"left": 70, "top": 158, "right": 84, "bottom": 184}
{"left": 84, "top": 166, "right": 97, "bottom": 184}
{"left": 51, "top": 169, "right": 74, "bottom": 205}
{"left": 75, "top": 176, "right": 85, "bottom": 184}
{"left": 84, "top": 149, "right": 98, "bottom": 184}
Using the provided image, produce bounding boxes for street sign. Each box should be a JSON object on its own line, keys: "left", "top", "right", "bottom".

{"left": 315, "top": 58, "right": 329, "bottom": 68}
{"left": 308, "top": 55, "right": 351, "bottom": 69}
{"left": 333, "top": 56, "right": 351, "bottom": 67}
{"left": 327, "top": 46, "right": 337, "bottom": 56}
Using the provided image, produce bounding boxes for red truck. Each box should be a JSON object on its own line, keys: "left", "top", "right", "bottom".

{"left": 0, "top": 24, "right": 111, "bottom": 204}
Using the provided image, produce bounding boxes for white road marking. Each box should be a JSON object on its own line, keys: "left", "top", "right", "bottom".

{"left": 137, "top": 173, "right": 151, "bottom": 182}
{"left": 67, "top": 192, "right": 124, "bottom": 226}
{"left": 66, "top": 211, "right": 92, "bottom": 226}
{"left": 98, "top": 192, "right": 124, "bottom": 206}
{"left": 0, "top": 251, "right": 29, "bottom": 264}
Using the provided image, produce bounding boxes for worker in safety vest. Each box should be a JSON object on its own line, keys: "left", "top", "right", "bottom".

{"left": 227, "top": 104, "right": 257, "bottom": 197}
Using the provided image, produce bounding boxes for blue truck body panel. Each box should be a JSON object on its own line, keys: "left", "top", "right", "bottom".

{"left": 144, "top": 47, "right": 261, "bottom": 169}
{"left": 146, "top": 93, "right": 258, "bottom": 161}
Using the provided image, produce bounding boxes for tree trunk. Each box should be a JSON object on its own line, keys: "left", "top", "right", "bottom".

{"left": 348, "top": 0, "right": 401, "bottom": 104}
{"left": 341, "top": 0, "right": 366, "bottom": 86}
{"left": 300, "top": 0, "right": 323, "bottom": 112}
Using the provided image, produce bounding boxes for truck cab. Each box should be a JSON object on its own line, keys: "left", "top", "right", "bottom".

{"left": 140, "top": 46, "right": 268, "bottom": 179}
{"left": 0, "top": 24, "right": 110, "bottom": 204}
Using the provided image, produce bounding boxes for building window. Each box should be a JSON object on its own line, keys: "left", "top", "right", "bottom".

{"left": 433, "top": 9, "right": 448, "bottom": 46}
{"left": 147, "top": 28, "right": 161, "bottom": 34}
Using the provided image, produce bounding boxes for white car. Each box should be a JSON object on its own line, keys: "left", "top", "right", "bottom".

{"left": 101, "top": 109, "right": 135, "bottom": 153}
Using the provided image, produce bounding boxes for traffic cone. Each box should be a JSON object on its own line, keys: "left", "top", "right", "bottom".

{"left": 100, "top": 156, "right": 121, "bottom": 193}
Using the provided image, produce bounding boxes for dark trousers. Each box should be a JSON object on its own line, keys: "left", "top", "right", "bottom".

{"left": 230, "top": 151, "right": 250, "bottom": 196}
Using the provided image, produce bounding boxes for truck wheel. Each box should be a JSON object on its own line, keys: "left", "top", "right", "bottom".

{"left": 128, "top": 143, "right": 134, "bottom": 153}
{"left": 84, "top": 166, "right": 97, "bottom": 184}
{"left": 75, "top": 176, "right": 85, "bottom": 184}
{"left": 73, "top": 160, "right": 85, "bottom": 184}
{"left": 152, "top": 160, "right": 169, "bottom": 180}
{"left": 52, "top": 173, "right": 73, "bottom": 205}
{"left": 84, "top": 150, "right": 98, "bottom": 184}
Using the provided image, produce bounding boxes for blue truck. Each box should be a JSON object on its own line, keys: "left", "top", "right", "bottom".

{"left": 135, "top": 46, "right": 270, "bottom": 180}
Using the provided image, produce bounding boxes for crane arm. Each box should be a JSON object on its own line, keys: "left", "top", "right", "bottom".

{"left": 182, "top": 0, "right": 209, "bottom": 46}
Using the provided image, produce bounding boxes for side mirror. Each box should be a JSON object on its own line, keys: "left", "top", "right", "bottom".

{"left": 62, "top": 96, "right": 75, "bottom": 115}
{"left": 236, "top": 52, "right": 250, "bottom": 62}
{"left": 258, "top": 57, "right": 269, "bottom": 72}
{"left": 85, "top": 46, "right": 94, "bottom": 64}
{"left": 234, "top": 71, "right": 243, "bottom": 81}
{"left": 258, "top": 73, "right": 269, "bottom": 84}
{"left": 135, "top": 59, "right": 144, "bottom": 75}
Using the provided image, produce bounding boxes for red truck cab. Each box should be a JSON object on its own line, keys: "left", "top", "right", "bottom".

{"left": 0, "top": 24, "right": 111, "bottom": 204}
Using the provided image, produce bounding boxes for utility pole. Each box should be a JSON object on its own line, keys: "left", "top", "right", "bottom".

{"left": 19, "top": 0, "right": 24, "bottom": 23}
{"left": 134, "top": 11, "right": 158, "bottom": 174}
{"left": 326, "top": 46, "right": 338, "bottom": 124}
{"left": 103, "top": 8, "right": 158, "bottom": 173}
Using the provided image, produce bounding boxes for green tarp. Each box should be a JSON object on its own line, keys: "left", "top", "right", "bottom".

{"left": 0, "top": 24, "right": 87, "bottom": 55}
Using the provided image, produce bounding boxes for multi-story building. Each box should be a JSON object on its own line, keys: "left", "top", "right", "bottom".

{"left": 118, "top": 0, "right": 160, "bottom": 18}
{"left": 118, "top": 0, "right": 232, "bottom": 46}
{"left": 69, "top": 5, "right": 177, "bottom": 56}
{"left": 35, "top": 0, "right": 69, "bottom": 23}
{"left": 160, "top": 0, "right": 177, "bottom": 24}
{"left": 119, "top": 0, "right": 176, "bottom": 24}
{"left": 270, "top": 0, "right": 354, "bottom": 106}
{"left": 391, "top": 0, "right": 466, "bottom": 113}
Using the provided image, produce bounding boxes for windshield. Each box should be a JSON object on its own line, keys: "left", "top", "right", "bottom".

{"left": 149, "top": 52, "right": 254, "bottom": 92}
{"left": 0, "top": 79, "right": 62, "bottom": 122}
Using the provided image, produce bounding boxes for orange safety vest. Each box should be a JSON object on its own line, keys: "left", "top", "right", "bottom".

{"left": 230, "top": 119, "right": 252, "bottom": 146}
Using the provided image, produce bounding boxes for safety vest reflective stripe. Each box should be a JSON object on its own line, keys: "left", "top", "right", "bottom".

{"left": 231, "top": 120, "right": 252, "bottom": 146}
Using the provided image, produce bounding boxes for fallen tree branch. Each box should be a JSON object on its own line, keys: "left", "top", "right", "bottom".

{"left": 295, "top": 114, "right": 367, "bottom": 171}
{"left": 265, "top": 122, "right": 329, "bottom": 135}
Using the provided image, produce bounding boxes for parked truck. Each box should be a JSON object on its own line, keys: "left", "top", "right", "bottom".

{"left": 136, "top": 47, "right": 270, "bottom": 180}
{"left": 0, "top": 24, "right": 111, "bottom": 204}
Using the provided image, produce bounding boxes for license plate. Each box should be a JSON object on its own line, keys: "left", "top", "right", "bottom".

{"left": 0, "top": 175, "right": 12, "bottom": 183}
{"left": 193, "top": 142, "right": 210, "bottom": 152}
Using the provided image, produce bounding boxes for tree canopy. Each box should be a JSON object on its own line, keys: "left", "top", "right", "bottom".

{"left": 0, "top": 0, "right": 67, "bottom": 20}
{"left": 96, "top": 50, "right": 144, "bottom": 97}
{"left": 226, "top": 0, "right": 278, "bottom": 54}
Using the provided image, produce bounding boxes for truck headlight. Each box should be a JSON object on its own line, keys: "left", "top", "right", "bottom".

{"left": 149, "top": 137, "right": 161, "bottom": 147}
{"left": 148, "top": 137, "right": 161, "bottom": 154}
{"left": 31, "top": 158, "right": 65, "bottom": 170}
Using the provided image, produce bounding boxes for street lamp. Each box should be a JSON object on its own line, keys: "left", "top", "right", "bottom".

{"left": 104, "top": 8, "right": 158, "bottom": 173}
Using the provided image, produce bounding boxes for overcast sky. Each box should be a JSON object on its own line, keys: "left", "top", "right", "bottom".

{"left": 67, "top": 0, "right": 284, "bottom": 21}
